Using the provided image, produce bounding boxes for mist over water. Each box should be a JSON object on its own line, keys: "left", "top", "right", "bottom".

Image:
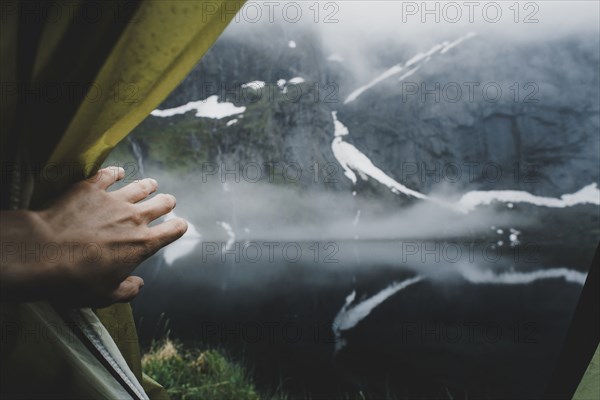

{"left": 147, "top": 169, "right": 526, "bottom": 241}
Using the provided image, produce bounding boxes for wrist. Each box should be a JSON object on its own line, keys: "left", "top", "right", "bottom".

{"left": 0, "top": 209, "right": 61, "bottom": 301}
{"left": 24, "top": 209, "right": 74, "bottom": 296}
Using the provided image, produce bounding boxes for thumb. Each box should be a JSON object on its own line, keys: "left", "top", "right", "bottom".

{"left": 110, "top": 276, "right": 144, "bottom": 303}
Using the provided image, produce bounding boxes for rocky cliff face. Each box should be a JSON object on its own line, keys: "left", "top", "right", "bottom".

{"left": 108, "top": 28, "right": 599, "bottom": 201}
{"left": 342, "top": 35, "right": 600, "bottom": 196}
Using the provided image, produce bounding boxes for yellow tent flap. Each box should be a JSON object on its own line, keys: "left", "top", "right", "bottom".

{"left": 1, "top": 1, "right": 244, "bottom": 398}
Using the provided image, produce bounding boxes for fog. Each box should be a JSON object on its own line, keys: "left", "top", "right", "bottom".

{"left": 146, "top": 168, "right": 527, "bottom": 243}
{"left": 222, "top": 1, "right": 600, "bottom": 79}
{"left": 225, "top": 1, "right": 600, "bottom": 41}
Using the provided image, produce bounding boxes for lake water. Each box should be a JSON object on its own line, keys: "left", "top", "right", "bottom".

{"left": 132, "top": 239, "right": 593, "bottom": 399}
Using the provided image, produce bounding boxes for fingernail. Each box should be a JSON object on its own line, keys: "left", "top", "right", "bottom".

{"left": 106, "top": 166, "right": 124, "bottom": 177}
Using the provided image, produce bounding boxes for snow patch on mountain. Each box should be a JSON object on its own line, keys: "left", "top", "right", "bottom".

{"left": 151, "top": 95, "right": 246, "bottom": 119}
{"left": 344, "top": 65, "right": 404, "bottom": 104}
{"left": 344, "top": 32, "right": 477, "bottom": 104}
{"left": 330, "top": 112, "right": 598, "bottom": 213}
{"left": 441, "top": 32, "right": 477, "bottom": 54}
{"left": 456, "top": 183, "right": 600, "bottom": 213}
{"left": 288, "top": 77, "right": 305, "bottom": 85}
{"left": 331, "top": 111, "right": 429, "bottom": 199}
{"left": 331, "top": 137, "right": 428, "bottom": 199}
{"left": 332, "top": 111, "right": 349, "bottom": 137}
{"left": 241, "top": 80, "right": 266, "bottom": 90}
{"left": 397, "top": 66, "right": 421, "bottom": 82}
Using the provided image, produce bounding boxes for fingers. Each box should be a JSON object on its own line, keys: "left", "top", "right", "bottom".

{"left": 111, "top": 178, "right": 158, "bottom": 203}
{"left": 110, "top": 276, "right": 144, "bottom": 303}
{"left": 151, "top": 217, "right": 188, "bottom": 248}
{"left": 89, "top": 166, "right": 125, "bottom": 190}
{"left": 137, "top": 193, "right": 176, "bottom": 222}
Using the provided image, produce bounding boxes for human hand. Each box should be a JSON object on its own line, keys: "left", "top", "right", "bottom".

{"left": 30, "top": 166, "right": 187, "bottom": 307}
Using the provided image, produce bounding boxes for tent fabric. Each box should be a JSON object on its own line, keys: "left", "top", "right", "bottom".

{"left": 573, "top": 343, "right": 600, "bottom": 400}
{"left": 1, "top": 0, "right": 243, "bottom": 398}
{"left": 0, "top": 302, "right": 141, "bottom": 399}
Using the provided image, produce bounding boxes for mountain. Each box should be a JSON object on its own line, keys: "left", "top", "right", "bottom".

{"left": 105, "top": 27, "right": 600, "bottom": 251}
{"left": 109, "top": 28, "right": 599, "bottom": 195}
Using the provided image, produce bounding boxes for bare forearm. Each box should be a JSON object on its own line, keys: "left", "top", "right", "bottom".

{"left": 0, "top": 210, "right": 64, "bottom": 302}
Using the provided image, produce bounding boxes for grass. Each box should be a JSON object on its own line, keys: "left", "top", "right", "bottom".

{"left": 142, "top": 340, "right": 286, "bottom": 400}
{"left": 142, "top": 339, "right": 474, "bottom": 400}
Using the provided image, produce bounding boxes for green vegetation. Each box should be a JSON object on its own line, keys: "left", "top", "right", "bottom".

{"left": 142, "top": 340, "right": 286, "bottom": 400}
{"left": 142, "top": 340, "right": 465, "bottom": 400}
